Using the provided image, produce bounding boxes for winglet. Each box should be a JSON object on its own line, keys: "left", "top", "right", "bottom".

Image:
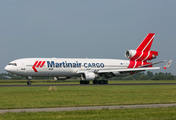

{"left": 163, "top": 60, "right": 172, "bottom": 69}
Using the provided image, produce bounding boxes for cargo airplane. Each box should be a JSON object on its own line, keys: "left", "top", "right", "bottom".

{"left": 5, "top": 33, "right": 172, "bottom": 85}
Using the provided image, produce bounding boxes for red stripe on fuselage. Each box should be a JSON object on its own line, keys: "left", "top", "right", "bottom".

{"left": 32, "top": 61, "right": 38, "bottom": 72}
{"left": 134, "top": 61, "right": 142, "bottom": 68}
{"left": 36, "top": 61, "right": 42, "bottom": 68}
{"left": 128, "top": 60, "right": 135, "bottom": 68}
{"left": 128, "top": 60, "right": 152, "bottom": 68}
{"left": 40, "top": 61, "right": 45, "bottom": 68}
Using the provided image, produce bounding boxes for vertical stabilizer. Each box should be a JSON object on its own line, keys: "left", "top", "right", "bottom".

{"left": 126, "top": 33, "right": 158, "bottom": 68}
{"left": 136, "top": 33, "right": 155, "bottom": 52}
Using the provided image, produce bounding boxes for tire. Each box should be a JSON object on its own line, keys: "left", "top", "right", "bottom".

{"left": 80, "top": 80, "right": 83, "bottom": 84}
{"left": 83, "top": 81, "right": 86, "bottom": 84}
{"left": 98, "top": 80, "right": 101, "bottom": 84}
{"left": 98, "top": 80, "right": 103, "bottom": 84}
{"left": 100, "top": 80, "right": 104, "bottom": 84}
{"left": 93, "top": 80, "right": 97, "bottom": 84}
{"left": 104, "top": 80, "right": 108, "bottom": 84}
{"left": 86, "top": 81, "right": 90, "bottom": 84}
{"left": 27, "top": 81, "right": 31, "bottom": 85}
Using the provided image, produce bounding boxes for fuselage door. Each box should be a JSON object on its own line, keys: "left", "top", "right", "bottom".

{"left": 21, "top": 63, "right": 25, "bottom": 70}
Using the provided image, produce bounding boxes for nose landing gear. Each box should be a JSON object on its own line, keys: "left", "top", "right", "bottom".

{"left": 26, "top": 77, "right": 32, "bottom": 85}
{"left": 27, "top": 81, "right": 31, "bottom": 85}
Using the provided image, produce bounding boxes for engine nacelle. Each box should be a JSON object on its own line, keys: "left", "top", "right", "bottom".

{"left": 81, "top": 72, "right": 98, "bottom": 81}
{"left": 54, "top": 77, "right": 70, "bottom": 81}
{"left": 125, "top": 50, "right": 136, "bottom": 59}
{"left": 125, "top": 50, "right": 158, "bottom": 61}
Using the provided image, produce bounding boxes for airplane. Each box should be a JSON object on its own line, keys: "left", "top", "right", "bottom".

{"left": 5, "top": 33, "right": 172, "bottom": 85}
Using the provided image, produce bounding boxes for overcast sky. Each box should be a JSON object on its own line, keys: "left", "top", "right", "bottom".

{"left": 0, "top": 0, "right": 176, "bottom": 75}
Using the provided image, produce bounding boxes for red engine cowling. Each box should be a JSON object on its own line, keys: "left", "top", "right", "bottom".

{"left": 125, "top": 50, "right": 158, "bottom": 61}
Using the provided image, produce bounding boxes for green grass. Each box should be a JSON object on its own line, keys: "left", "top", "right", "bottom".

{"left": 1, "top": 82, "right": 176, "bottom": 119}
{"left": 0, "top": 107, "right": 176, "bottom": 120}
{"left": 0, "top": 85, "right": 176, "bottom": 109}
{"left": 0, "top": 79, "right": 176, "bottom": 85}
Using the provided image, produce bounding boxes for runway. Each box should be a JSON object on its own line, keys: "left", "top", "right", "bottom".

{"left": 0, "top": 104, "right": 176, "bottom": 113}
{"left": 0, "top": 83, "right": 176, "bottom": 87}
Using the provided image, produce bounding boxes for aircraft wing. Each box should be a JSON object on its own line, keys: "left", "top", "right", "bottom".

{"left": 77, "top": 60, "right": 172, "bottom": 74}
{"left": 97, "top": 67, "right": 160, "bottom": 74}
{"left": 76, "top": 67, "right": 160, "bottom": 74}
{"left": 97, "top": 60, "right": 172, "bottom": 74}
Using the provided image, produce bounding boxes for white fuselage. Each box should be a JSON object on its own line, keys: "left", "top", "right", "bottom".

{"left": 4, "top": 33, "right": 167, "bottom": 85}
{"left": 5, "top": 58, "right": 130, "bottom": 77}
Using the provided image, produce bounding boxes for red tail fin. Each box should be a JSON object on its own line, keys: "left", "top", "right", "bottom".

{"left": 136, "top": 33, "right": 155, "bottom": 52}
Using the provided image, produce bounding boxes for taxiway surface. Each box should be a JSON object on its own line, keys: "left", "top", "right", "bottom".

{"left": 0, "top": 83, "right": 176, "bottom": 87}
{"left": 0, "top": 104, "right": 176, "bottom": 113}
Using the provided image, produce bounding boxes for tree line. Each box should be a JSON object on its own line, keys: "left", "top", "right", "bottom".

{"left": 110, "top": 71, "right": 175, "bottom": 80}
{"left": 0, "top": 71, "right": 175, "bottom": 80}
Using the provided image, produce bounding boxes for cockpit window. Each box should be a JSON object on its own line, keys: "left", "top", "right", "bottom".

{"left": 8, "top": 63, "right": 17, "bottom": 66}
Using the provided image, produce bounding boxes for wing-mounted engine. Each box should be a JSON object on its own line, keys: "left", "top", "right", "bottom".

{"left": 125, "top": 50, "right": 158, "bottom": 61}
{"left": 81, "top": 72, "right": 99, "bottom": 81}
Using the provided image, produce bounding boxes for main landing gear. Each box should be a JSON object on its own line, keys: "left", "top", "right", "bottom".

{"left": 80, "top": 80, "right": 90, "bottom": 84}
{"left": 79, "top": 80, "right": 108, "bottom": 84}
{"left": 93, "top": 80, "right": 108, "bottom": 84}
{"left": 26, "top": 77, "right": 32, "bottom": 85}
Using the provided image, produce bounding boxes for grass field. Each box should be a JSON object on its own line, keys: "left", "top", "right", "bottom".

{"left": 1, "top": 79, "right": 176, "bottom": 85}
{"left": 0, "top": 80, "right": 176, "bottom": 119}
{"left": 0, "top": 107, "right": 176, "bottom": 120}
{"left": 0, "top": 83, "right": 176, "bottom": 109}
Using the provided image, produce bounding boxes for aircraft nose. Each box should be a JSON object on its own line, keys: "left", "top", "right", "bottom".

{"left": 4, "top": 66, "right": 9, "bottom": 72}
{"left": 5, "top": 65, "right": 11, "bottom": 72}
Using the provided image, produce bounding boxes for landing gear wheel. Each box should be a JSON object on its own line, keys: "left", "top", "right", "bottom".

{"left": 80, "top": 80, "right": 90, "bottom": 84}
{"left": 80, "top": 80, "right": 83, "bottom": 84}
{"left": 98, "top": 80, "right": 101, "bottom": 84}
{"left": 86, "top": 81, "right": 90, "bottom": 84}
{"left": 98, "top": 80, "right": 104, "bottom": 84}
{"left": 104, "top": 80, "right": 108, "bottom": 84}
{"left": 93, "top": 80, "right": 98, "bottom": 84}
{"left": 26, "top": 76, "right": 32, "bottom": 85}
{"left": 97, "top": 80, "right": 108, "bottom": 84}
{"left": 100, "top": 80, "right": 104, "bottom": 84}
{"left": 27, "top": 81, "right": 31, "bottom": 85}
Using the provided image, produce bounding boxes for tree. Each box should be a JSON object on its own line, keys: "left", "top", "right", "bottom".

{"left": 166, "top": 73, "right": 175, "bottom": 80}
{"left": 124, "top": 75, "right": 134, "bottom": 80}
{"left": 147, "top": 71, "right": 153, "bottom": 79}
{"left": 137, "top": 74, "right": 150, "bottom": 80}
{"left": 11, "top": 76, "right": 23, "bottom": 80}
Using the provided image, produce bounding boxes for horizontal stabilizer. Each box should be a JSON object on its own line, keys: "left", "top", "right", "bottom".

{"left": 139, "top": 60, "right": 167, "bottom": 68}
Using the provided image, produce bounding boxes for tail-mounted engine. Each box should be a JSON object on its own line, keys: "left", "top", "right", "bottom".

{"left": 125, "top": 50, "right": 158, "bottom": 61}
